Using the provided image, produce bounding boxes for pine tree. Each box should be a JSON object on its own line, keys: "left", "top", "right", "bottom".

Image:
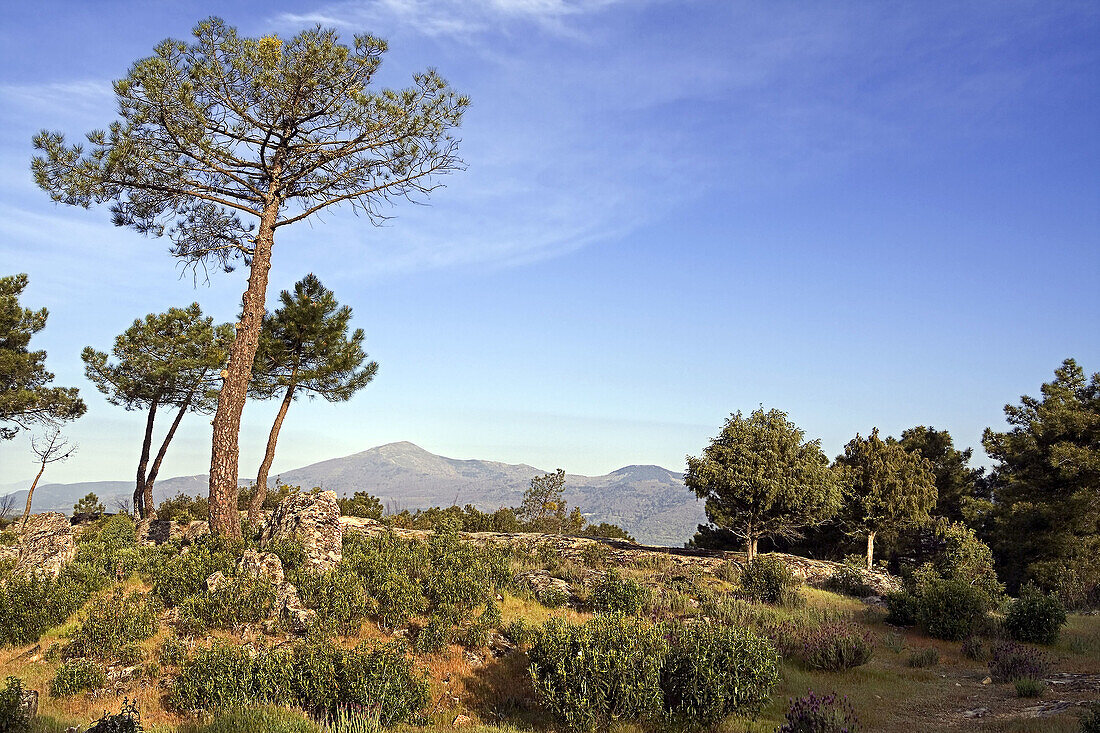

{"left": 82, "top": 304, "right": 232, "bottom": 519}
{"left": 34, "top": 18, "right": 467, "bottom": 537}
{"left": 0, "top": 274, "right": 85, "bottom": 439}
{"left": 247, "top": 274, "right": 377, "bottom": 524}
{"left": 835, "top": 428, "right": 937, "bottom": 570}
{"left": 519, "top": 469, "right": 569, "bottom": 533}
{"left": 686, "top": 408, "right": 841, "bottom": 563}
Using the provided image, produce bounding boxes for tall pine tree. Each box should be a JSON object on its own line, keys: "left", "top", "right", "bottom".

{"left": 247, "top": 274, "right": 377, "bottom": 524}
{"left": 82, "top": 304, "right": 233, "bottom": 518}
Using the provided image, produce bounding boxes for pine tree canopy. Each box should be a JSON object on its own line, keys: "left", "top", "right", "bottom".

{"left": 0, "top": 273, "right": 86, "bottom": 440}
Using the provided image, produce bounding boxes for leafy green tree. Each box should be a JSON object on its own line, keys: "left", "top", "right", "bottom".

{"left": 982, "top": 358, "right": 1100, "bottom": 592}
{"left": 0, "top": 274, "right": 85, "bottom": 440}
{"left": 896, "top": 426, "right": 988, "bottom": 523}
{"left": 34, "top": 19, "right": 467, "bottom": 537}
{"left": 685, "top": 408, "right": 841, "bottom": 563}
{"left": 519, "top": 469, "right": 572, "bottom": 533}
{"left": 246, "top": 274, "right": 377, "bottom": 523}
{"left": 337, "top": 491, "right": 384, "bottom": 520}
{"left": 82, "top": 304, "right": 232, "bottom": 519}
{"left": 73, "top": 492, "right": 104, "bottom": 517}
{"left": 835, "top": 428, "right": 936, "bottom": 570}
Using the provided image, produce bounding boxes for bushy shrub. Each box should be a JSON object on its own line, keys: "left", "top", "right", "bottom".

{"left": 931, "top": 521, "right": 1005, "bottom": 605}
{"left": 341, "top": 533, "right": 425, "bottom": 629}
{"left": 739, "top": 556, "right": 801, "bottom": 606}
{"left": 1003, "top": 584, "right": 1067, "bottom": 645}
{"left": 85, "top": 698, "right": 143, "bottom": 733}
{"left": 590, "top": 570, "right": 650, "bottom": 615}
{"left": 906, "top": 648, "right": 939, "bottom": 668}
{"left": 413, "top": 618, "right": 451, "bottom": 655}
{"left": 528, "top": 615, "right": 668, "bottom": 731}
{"left": 661, "top": 623, "right": 779, "bottom": 726}
{"left": 149, "top": 535, "right": 245, "bottom": 607}
{"left": 988, "top": 641, "right": 1052, "bottom": 683}
{"left": 294, "top": 566, "right": 369, "bottom": 635}
{"left": 776, "top": 691, "right": 861, "bottom": 733}
{"left": 1028, "top": 559, "right": 1100, "bottom": 612}
{"left": 51, "top": 658, "right": 106, "bottom": 697}
{"left": 1014, "top": 678, "right": 1045, "bottom": 698}
{"left": 503, "top": 619, "right": 537, "bottom": 647}
{"left": 422, "top": 526, "right": 510, "bottom": 624}
{"left": 883, "top": 590, "right": 917, "bottom": 626}
{"left": 177, "top": 575, "right": 276, "bottom": 633}
{"left": 64, "top": 589, "right": 160, "bottom": 660}
{"left": 772, "top": 622, "right": 874, "bottom": 672}
{"left": 169, "top": 638, "right": 427, "bottom": 724}
{"left": 0, "top": 676, "right": 30, "bottom": 733}
{"left": 98, "top": 514, "right": 138, "bottom": 551}
{"left": 155, "top": 493, "right": 209, "bottom": 523}
{"left": 0, "top": 558, "right": 109, "bottom": 646}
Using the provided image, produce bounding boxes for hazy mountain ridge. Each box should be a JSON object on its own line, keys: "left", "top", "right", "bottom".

{"left": 0, "top": 442, "right": 705, "bottom": 545}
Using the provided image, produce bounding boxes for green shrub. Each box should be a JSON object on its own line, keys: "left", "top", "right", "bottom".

{"left": 931, "top": 521, "right": 1005, "bottom": 605}
{"left": 341, "top": 533, "right": 425, "bottom": 629}
{"left": 1003, "top": 584, "right": 1067, "bottom": 645}
{"left": 178, "top": 706, "right": 320, "bottom": 733}
{"left": 0, "top": 676, "right": 31, "bottom": 733}
{"left": 51, "top": 658, "right": 106, "bottom": 697}
{"left": 422, "top": 525, "right": 510, "bottom": 624}
{"left": 590, "top": 570, "right": 650, "bottom": 615}
{"left": 739, "top": 556, "right": 801, "bottom": 606}
{"left": 155, "top": 493, "right": 209, "bottom": 523}
{"left": 1014, "top": 678, "right": 1045, "bottom": 698}
{"left": 580, "top": 543, "right": 612, "bottom": 568}
{"left": 883, "top": 590, "right": 918, "bottom": 626}
{"left": 64, "top": 590, "right": 160, "bottom": 660}
{"left": 503, "top": 619, "right": 537, "bottom": 647}
{"left": 159, "top": 635, "right": 187, "bottom": 666}
{"left": 98, "top": 514, "right": 137, "bottom": 551}
{"left": 413, "top": 618, "right": 450, "bottom": 655}
{"left": 149, "top": 535, "right": 245, "bottom": 607}
{"left": 906, "top": 648, "right": 939, "bottom": 668}
{"left": 169, "top": 638, "right": 427, "bottom": 723}
{"left": 910, "top": 575, "right": 991, "bottom": 641}
{"left": 528, "top": 615, "right": 668, "bottom": 731}
{"left": 1028, "top": 559, "right": 1100, "bottom": 612}
{"left": 0, "top": 559, "right": 109, "bottom": 646}
{"left": 337, "top": 491, "right": 384, "bottom": 520}
{"left": 660, "top": 623, "right": 779, "bottom": 726}
{"left": 294, "top": 566, "right": 368, "bottom": 635}
{"left": 177, "top": 576, "right": 276, "bottom": 633}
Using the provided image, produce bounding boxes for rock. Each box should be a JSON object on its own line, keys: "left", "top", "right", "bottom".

{"left": 136, "top": 519, "right": 185, "bottom": 546}
{"left": 273, "top": 582, "right": 317, "bottom": 633}
{"left": 514, "top": 570, "right": 574, "bottom": 604}
{"left": 182, "top": 521, "right": 209, "bottom": 544}
{"left": 238, "top": 550, "right": 285, "bottom": 585}
{"left": 205, "top": 571, "right": 229, "bottom": 593}
{"left": 452, "top": 715, "right": 473, "bottom": 727}
{"left": 15, "top": 513, "right": 75, "bottom": 578}
{"left": 260, "top": 491, "right": 342, "bottom": 571}
{"left": 963, "top": 707, "right": 990, "bottom": 718}
{"left": 982, "top": 676, "right": 992, "bottom": 685}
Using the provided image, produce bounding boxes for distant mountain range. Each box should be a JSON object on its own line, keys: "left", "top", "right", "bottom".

{"left": 0, "top": 441, "right": 706, "bottom": 546}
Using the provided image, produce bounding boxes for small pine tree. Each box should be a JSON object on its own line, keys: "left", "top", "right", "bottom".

{"left": 73, "top": 493, "right": 104, "bottom": 517}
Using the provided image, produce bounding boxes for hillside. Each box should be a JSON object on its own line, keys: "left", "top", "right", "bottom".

{"left": 0, "top": 442, "right": 705, "bottom": 546}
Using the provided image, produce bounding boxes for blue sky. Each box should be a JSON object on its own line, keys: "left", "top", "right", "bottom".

{"left": 1, "top": 0, "right": 1098, "bottom": 485}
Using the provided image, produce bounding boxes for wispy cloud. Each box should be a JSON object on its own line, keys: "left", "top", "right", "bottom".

{"left": 271, "top": 0, "right": 626, "bottom": 39}
{"left": 0, "top": 80, "right": 113, "bottom": 119}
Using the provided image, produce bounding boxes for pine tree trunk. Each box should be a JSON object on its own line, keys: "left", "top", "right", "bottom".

{"left": 248, "top": 381, "right": 296, "bottom": 526}
{"left": 143, "top": 391, "right": 193, "bottom": 519}
{"left": 751, "top": 537, "right": 759, "bottom": 561}
{"left": 866, "top": 530, "right": 876, "bottom": 571}
{"left": 135, "top": 400, "right": 159, "bottom": 520}
{"left": 208, "top": 204, "right": 278, "bottom": 538}
{"left": 746, "top": 522, "right": 755, "bottom": 564}
{"left": 20, "top": 463, "right": 46, "bottom": 531}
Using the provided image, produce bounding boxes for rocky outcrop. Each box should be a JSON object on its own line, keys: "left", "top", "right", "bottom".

{"left": 339, "top": 518, "right": 901, "bottom": 597}
{"left": 15, "top": 513, "right": 75, "bottom": 578}
{"left": 238, "top": 549, "right": 285, "bottom": 585}
{"left": 260, "top": 491, "right": 342, "bottom": 571}
{"left": 514, "top": 569, "right": 576, "bottom": 604}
